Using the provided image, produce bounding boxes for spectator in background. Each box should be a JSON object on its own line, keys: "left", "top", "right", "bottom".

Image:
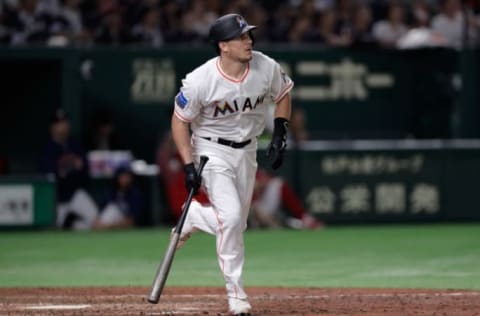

{"left": 243, "top": 2, "right": 269, "bottom": 44}
{"left": 6, "top": 0, "right": 56, "bottom": 45}
{"left": 131, "top": 5, "right": 163, "bottom": 47}
{"left": 267, "top": 3, "right": 294, "bottom": 42}
{"left": 397, "top": 0, "right": 448, "bottom": 49}
{"left": 409, "top": 0, "right": 432, "bottom": 28}
{"left": 298, "top": 0, "right": 319, "bottom": 20}
{"left": 250, "top": 168, "right": 324, "bottom": 229}
{"left": 431, "top": 0, "right": 477, "bottom": 49}
{"left": 86, "top": 109, "right": 124, "bottom": 151}
{"left": 306, "top": 9, "right": 351, "bottom": 46}
{"left": 159, "top": 0, "right": 183, "bottom": 43}
{"left": 372, "top": 2, "right": 408, "bottom": 48}
{"left": 179, "top": 0, "right": 217, "bottom": 43}
{"left": 55, "top": 0, "right": 91, "bottom": 46}
{"left": 95, "top": 5, "right": 132, "bottom": 45}
{"left": 1, "top": 0, "right": 478, "bottom": 48}
{"left": 334, "top": 0, "right": 354, "bottom": 39}
{"left": 92, "top": 164, "right": 144, "bottom": 229}
{"left": 351, "top": 3, "right": 377, "bottom": 49}
{"left": 310, "top": 0, "right": 335, "bottom": 12}
{"left": 40, "top": 109, "right": 98, "bottom": 230}
{"left": 37, "top": 0, "right": 60, "bottom": 16}
{"left": 288, "top": 16, "right": 313, "bottom": 42}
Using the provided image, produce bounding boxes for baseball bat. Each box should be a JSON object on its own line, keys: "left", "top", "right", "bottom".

{"left": 148, "top": 155, "right": 209, "bottom": 304}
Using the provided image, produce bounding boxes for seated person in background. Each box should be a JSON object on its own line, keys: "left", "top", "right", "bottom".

{"left": 372, "top": 3, "right": 408, "bottom": 48}
{"left": 250, "top": 168, "right": 324, "bottom": 230}
{"left": 40, "top": 109, "right": 98, "bottom": 230}
{"left": 86, "top": 109, "right": 124, "bottom": 151}
{"left": 92, "top": 165, "right": 144, "bottom": 230}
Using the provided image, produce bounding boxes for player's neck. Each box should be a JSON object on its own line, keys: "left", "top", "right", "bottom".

{"left": 218, "top": 56, "right": 248, "bottom": 80}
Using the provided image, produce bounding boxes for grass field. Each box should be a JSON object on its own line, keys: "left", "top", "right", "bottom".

{"left": 1, "top": 223, "right": 479, "bottom": 290}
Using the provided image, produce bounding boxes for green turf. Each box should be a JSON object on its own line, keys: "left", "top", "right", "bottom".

{"left": 0, "top": 224, "right": 479, "bottom": 289}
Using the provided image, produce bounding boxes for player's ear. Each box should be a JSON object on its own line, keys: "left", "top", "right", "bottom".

{"left": 219, "top": 41, "right": 228, "bottom": 54}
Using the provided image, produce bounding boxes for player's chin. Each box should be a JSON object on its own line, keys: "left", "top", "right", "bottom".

{"left": 242, "top": 51, "right": 253, "bottom": 62}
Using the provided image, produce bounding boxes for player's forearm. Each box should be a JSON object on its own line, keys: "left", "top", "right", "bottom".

{"left": 275, "top": 93, "right": 292, "bottom": 120}
{"left": 171, "top": 114, "right": 194, "bottom": 165}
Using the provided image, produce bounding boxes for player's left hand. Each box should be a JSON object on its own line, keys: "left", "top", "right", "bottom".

{"left": 267, "top": 117, "right": 289, "bottom": 170}
{"left": 266, "top": 134, "right": 286, "bottom": 170}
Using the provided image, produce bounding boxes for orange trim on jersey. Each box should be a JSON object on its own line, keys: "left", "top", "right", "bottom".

{"left": 274, "top": 82, "right": 294, "bottom": 103}
{"left": 174, "top": 109, "right": 192, "bottom": 122}
{"left": 216, "top": 58, "right": 250, "bottom": 83}
{"left": 213, "top": 207, "right": 226, "bottom": 274}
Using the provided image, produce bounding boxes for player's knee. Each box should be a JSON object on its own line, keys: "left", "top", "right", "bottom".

{"left": 221, "top": 210, "right": 243, "bottom": 230}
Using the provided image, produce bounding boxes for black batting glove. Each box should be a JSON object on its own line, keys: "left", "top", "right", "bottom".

{"left": 266, "top": 117, "right": 289, "bottom": 170}
{"left": 184, "top": 162, "right": 201, "bottom": 195}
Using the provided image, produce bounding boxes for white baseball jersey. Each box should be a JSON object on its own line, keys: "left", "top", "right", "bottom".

{"left": 174, "top": 51, "right": 293, "bottom": 142}
{"left": 172, "top": 50, "right": 293, "bottom": 305}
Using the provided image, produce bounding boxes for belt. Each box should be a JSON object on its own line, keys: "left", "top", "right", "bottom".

{"left": 202, "top": 137, "right": 252, "bottom": 149}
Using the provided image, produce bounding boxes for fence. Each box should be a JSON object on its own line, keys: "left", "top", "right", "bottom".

{"left": 0, "top": 46, "right": 479, "bottom": 225}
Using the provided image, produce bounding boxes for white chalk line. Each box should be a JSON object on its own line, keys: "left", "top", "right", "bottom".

{"left": 21, "top": 304, "right": 91, "bottom": 310}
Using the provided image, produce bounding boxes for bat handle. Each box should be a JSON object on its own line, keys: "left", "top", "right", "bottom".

{"left": 174, "top": 155, "right": 209, "bottom": 235}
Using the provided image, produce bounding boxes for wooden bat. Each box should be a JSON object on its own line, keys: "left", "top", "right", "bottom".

{"left": 148, "top": 155, "right": 209, "bottom": 304}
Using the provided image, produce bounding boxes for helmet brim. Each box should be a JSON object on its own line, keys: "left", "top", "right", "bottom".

{"left": 219, "top": 25, "right": 257, "bottom": 42}
{"left": 242, "top": 25, "right": 257, "bottom": 34}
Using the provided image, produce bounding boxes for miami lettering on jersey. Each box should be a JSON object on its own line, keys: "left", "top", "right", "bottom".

{"left": 211, "top": 95, "right": 265, "bottom": 117}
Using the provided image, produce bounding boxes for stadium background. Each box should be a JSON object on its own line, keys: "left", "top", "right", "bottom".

{"left": 0, "top": 0, "right": 480, "bottom": 315}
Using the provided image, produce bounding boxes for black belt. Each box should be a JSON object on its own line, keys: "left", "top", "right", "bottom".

{"left": 202, "top": 137, "right": 251, "bottom": 149}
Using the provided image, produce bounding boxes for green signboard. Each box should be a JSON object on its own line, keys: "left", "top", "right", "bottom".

{"left": 80, "top": 47, "right": 458, "bottom": 161}
{"left": 285, "top": 140, "right": 480, "bottom": 223}
{"left": 0, "top": 176, "right": 55, "bottom": 227}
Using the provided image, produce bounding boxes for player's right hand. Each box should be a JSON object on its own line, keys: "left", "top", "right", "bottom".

{"left": 184, "top": 163, "right": 201, "bottom": 194}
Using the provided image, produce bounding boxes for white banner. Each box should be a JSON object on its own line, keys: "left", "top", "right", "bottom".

{"left": 0, "top": 185, "right": 34, "bottom": 225}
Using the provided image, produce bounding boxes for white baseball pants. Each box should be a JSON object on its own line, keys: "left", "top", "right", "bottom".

{"left": 185, "top": 135, "right": 257, "bottom": 300}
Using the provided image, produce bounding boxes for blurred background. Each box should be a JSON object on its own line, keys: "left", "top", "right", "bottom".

{"left": 1, "top": 0, "right": 480, "bottom": 231}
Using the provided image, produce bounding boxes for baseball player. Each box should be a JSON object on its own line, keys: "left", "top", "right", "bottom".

{"left": 171, "top": 13, "right": 293, "bottom": 316}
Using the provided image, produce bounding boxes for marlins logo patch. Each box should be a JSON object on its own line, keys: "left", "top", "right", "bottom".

{"left": 175, "top": 91, "right": 188, "bottom": 108}
{"left": 236, "top": 15, "right": 247, "bottom": 29}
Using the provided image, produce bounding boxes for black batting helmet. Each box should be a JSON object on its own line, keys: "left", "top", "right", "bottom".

{"left": 208, "top": 13, "right": 256, "bottom": 43}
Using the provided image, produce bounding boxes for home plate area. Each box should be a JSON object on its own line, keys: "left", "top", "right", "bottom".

{"left": 1, "top": 287, "right": 479, "bottom": 315}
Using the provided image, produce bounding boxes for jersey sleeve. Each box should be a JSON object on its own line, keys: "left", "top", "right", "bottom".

{"left": 269, "top": 61, "right": 294, "bottom": 103}
{"left": 173, "top": 76, "right": 201, "bottom": 122}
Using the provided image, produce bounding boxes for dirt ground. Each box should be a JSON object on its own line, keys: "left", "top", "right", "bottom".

{"left": 1, "top": 286, "right": 479, "bottom": 316}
